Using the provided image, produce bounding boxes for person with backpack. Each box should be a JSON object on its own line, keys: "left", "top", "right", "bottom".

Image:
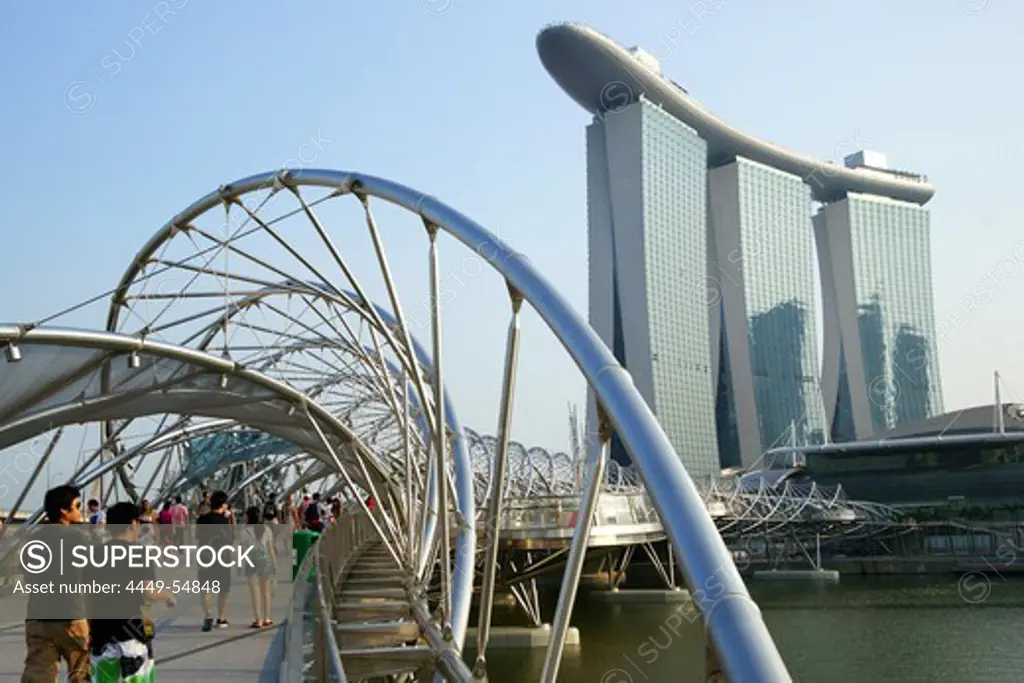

{"left": 243, "top": 506, "right": 276, "bottom": 628}
{"left": 302, "top": 494, "right": 323, "bottom": 532}
{"left": 303, "top": 503, "right": 323, "bottom": 533}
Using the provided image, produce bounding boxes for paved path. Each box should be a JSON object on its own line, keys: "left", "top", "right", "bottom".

{"left": 0, "top": 561, "right": 294, "bottom": 682}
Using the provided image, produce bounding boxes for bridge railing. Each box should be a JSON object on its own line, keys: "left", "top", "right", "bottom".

{"left": 284, "top": 514, "right": 373, "bottom": 683}
{"left": 283, "top": 510, "right": 476, "bottom": 682}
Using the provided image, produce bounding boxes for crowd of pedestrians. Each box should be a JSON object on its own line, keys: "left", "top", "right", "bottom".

{"left": 21, "top": 485, "right": 284, "bottom": 682}
{"left": 22, "top": 486, "right": 177, "bottom": 682}
{"left": 289, "top": 492, "right": 350, "bottom": 532}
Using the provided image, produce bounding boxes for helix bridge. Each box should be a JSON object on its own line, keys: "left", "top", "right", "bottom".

{"left": 0, "top": 167, "right": 902, "bottom": 681}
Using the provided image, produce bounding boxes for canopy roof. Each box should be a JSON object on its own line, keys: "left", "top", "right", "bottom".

{"left": 180, "top": 430, "right": 302, "bottom": 486}
{"left": 0, "top": 325, "right": 369, "bottom": 477}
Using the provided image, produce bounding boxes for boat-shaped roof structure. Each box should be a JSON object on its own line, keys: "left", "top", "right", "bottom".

{"left": 537, "top": 22, "right": 935, "bottom": 205}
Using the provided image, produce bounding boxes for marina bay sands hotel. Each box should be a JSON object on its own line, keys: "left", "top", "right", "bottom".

{"left": 538, "top": 23, "right": 944, "bottom": 478}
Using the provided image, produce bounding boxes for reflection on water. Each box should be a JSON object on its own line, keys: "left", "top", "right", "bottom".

{"left": 480, "top": 577, "right": 1024, "bottom": 682}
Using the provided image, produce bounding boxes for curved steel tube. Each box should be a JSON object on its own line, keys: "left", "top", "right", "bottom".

{"left": 0, "top": 330, "right": 370, "bottom": 528}
{"left": 106, "top": 182, "right": 477, "bottom": 653}
{"left": 103, "top": 168, "right": 787, "bottom": 679}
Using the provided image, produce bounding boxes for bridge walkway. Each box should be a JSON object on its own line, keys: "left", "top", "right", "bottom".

{"left": 329, "top": 541, "right": 433, "bottom": 680}
{"left": 0, "top": 562, "right": 291, "bottom": 683}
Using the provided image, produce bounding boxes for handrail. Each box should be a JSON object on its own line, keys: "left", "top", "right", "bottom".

{"left": 282, "top": 520, "right": 351, "bottom": 683}
{"left": 283, "top": 510, "right": 477, "bottom": 682}
{"left": 313, "top": 528, "right": 348, "bottom": 683}
{"left": 410, "top": 601, "right": 475, "bottom": 682}
{"left": 283, "top": 532, "right": 318, "bottom": 683}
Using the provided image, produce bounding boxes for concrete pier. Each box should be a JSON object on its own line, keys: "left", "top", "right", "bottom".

{"left": 753, "top": 569, "right": 840, "bottom": 582}
{"left": 589, "top": 588, "right": 691, "bottom": 603}
{"left": 465, "top": 624, "right": 580, "bottom": 649}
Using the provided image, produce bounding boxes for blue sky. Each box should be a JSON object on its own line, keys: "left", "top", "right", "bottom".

{"left": 0, "top": 1, "right": 1022, "bottom": 497}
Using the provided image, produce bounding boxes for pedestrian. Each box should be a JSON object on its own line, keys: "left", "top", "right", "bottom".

{"left": 303, "top": 503, "right": 323, "bottom": 533}
{"left": 86, "top": 501, "right": 176, "bottom": 682}
{"left": 331, "top": 499, "right": 341, "bottom": 525}
{"left": 137, "top": 500, "right": 156, "bottom": 546}
{"left": 261, "top": 499, "right": 277, "bottom": 524}
{"left": 280, "top": 495, "right": 293, "bottom": 526}
{"left": 320, "top": 497, "right": 332, "bottom": 527}
{"left": 138, "top": 500, "right": 154, "bottom": 524}
{"left": 297, "top": 495, "right": 310, "bottom": 526}
{"left": 156, "top": 501, "right": 173, "bottom": 546}
{"left": 170, "top": 496, "right": 189, "bottom": 546}
{"left": 87, "top": 499, "right": 105, "bottom": 526}
{"left": 196, "top": 490, "right": 233, "bottom": 631}
{"left": 22, "top": 485, "right": 90, "bottom": 683}
{"left": 243, "top": 507, "right": 276, "bottom": 628}
{"left": 157, "top": 501, "right": 172, "bottom": 525}
{"left": 262, "top": 499, "right": 283, "bottom": 550}
{"left": 196, "top": 490, "right": 211, "bottom": 517}
{"left": 311, "top": 493, "right": 326, "bottom": 528}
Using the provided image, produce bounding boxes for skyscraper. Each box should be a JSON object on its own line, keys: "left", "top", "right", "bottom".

{"left": 538, "top": 22, "right": 941, "bottom": 471}
{"left": 587, "top": 98, "right": 720, "bottom": 480}
{"left": 709, "top": 158, "right": 824, "bottom": 468}
{"left": 815, "top": 157, "right": 944, "bottom": 440}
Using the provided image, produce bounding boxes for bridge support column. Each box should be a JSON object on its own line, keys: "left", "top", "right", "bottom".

{"left": 539, "top": 410, "right": 611, "bottom": 683}
{"left": 473, "top": 288, "right": 523, "bottom": 680}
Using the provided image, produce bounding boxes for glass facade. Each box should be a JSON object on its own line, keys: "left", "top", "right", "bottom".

{"left": 712, "top": 158, "right": 823, "bottom": 458}
{"left": 609, "top": 272, "right": 629, "bottom": 467}
{"left": 792, "top": 440, "right": 1024, "bottom": 506}
{"left": 587, "top": 100, "right": 939, "bottom": 476}
{"left": 734, "top": 158, "right": 824, "bottom": 452}
{"left": 832, "top": 354, "right": 856, "bottom": 441}
{"left": 846, "top": 193, "right": 944, "bottom": 435}
{"left": 637, "top": 100, "right": 719, "bottom": 479}
{"left": 590, "top": 98, "right": 719, "bottom": 479}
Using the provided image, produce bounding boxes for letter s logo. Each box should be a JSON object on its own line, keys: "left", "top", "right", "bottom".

{"left": 21, "top": 540, "right": 52, "bottom": 574}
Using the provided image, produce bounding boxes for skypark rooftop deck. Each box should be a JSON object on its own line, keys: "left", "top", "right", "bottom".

{"left": 537, "top": 22, "right": 935, "bottom": 205}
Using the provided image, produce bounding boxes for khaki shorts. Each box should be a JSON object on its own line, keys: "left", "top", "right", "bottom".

{"left": 22, "top": 619, "right": 90, "bottom": 683}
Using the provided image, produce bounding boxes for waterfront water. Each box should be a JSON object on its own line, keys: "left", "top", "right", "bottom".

{"left": 481, "top": 576, "right": 1024, "bottom": 682}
